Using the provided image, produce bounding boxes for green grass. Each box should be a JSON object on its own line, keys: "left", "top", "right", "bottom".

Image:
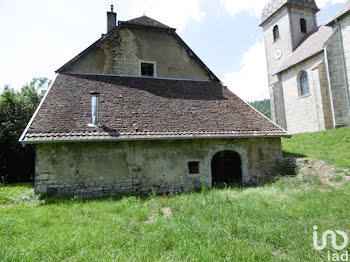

{"left": 0, "top": 179, "right": 350, "bottom": 261}
{"left": 1, "top": 127, "right": 350, "bottom": 261}
{"left": 282, "top": 126, "right": 350, "bottom": 169}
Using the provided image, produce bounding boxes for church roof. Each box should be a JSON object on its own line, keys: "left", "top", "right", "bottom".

{"left": 19, "top": 73, "right": 288, "bottom": 144}
{"left": 275, "top": 25, "right": 333, "bottom": 74}
{"left": 261, "top": 0, "right": 319, "bottom": 25}
{"left": 327, "top": 0, "right": 350, "bottom": 25}
{"left": 122, "top": 15, "right": 172, "bottom": 29}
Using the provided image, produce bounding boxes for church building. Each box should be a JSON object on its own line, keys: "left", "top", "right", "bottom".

{"left": 261, "top": 0, "right": 350, "bottom": 133}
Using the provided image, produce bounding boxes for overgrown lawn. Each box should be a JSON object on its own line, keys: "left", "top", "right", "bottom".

{"left": 282, "top": 126, "right": 350, "bottom": 169}
{"left": 0, "top": 179, "right": 349, "bottom": 261}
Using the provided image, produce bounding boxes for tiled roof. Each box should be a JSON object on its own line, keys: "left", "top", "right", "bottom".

{"left": 275, "top": 25, "right": 333, "bottom": 73}
{"left": 122, "top": 15, "right": 172, "bottom": 29}
{"left": 20, "top": 74, "right": 288, "bottom": 143}
{"left": 261, "top": 0, "right": 319, "bottom": 24}
{"left": 327, "top": 0, "right": 350, "bottom": 25}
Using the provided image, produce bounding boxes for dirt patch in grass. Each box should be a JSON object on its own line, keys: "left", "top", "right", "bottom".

{"left": 144, "top": 206, "right": 173, "bottom": 224}
{"left": 289, "top": 157, "right": 350, "bottom": 187}
{"left": 162, "top": 207, "right": 172, "bottom": 217}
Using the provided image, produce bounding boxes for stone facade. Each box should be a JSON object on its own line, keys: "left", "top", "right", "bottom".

{"left": 69, "top": 27, "right": 210, "bottom": 80}
{"left": 34, "top": 138, "right": 282, "bottom": 197}
{"left": 281, "top": 54, "right": 332, "bottom": 133}
{"left": 326, "top": 15, "right": 350, "bottom": 127}
{"left": 262, "top": 1, "right": 350, "bottom": 134}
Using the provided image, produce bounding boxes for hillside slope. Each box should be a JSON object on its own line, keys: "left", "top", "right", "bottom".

{"left": 282, "top": 126, "right": 350, "bottom": 169}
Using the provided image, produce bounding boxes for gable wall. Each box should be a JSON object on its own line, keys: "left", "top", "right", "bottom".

{"left": 69, "top": 27, "right": 210, "bottom": 80}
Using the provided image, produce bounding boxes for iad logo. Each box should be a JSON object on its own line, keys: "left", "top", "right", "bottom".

{"left": 313, "top": 226, "right": 349, "bottom": 261}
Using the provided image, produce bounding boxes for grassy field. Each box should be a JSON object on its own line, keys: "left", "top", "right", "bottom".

{"left": 0, "top": 128, "right": 350, "bottom": 261}
{"left": 282, "top": 126, "right": 350, "bottom": 169}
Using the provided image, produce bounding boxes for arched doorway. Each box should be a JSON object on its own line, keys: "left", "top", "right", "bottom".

{"left": 211, "top": 150, "right": 242, "bottom": 186}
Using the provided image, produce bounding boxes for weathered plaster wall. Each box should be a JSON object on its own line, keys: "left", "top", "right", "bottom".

{"left": 281, "top": 53, "right": 331, "bottom": 133}
{"left": 35, "top": 138, "right": 282, "bottom": 197}
{"left": 68, "top": 27, "right": 210, "bottom": 80}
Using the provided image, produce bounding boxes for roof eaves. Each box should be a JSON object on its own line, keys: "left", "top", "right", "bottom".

{"left": 275, "top": 49, "right": 324, "bottom": 74}
{"left": 21, "top": 133, "right": 291, "bottom": 145}
{"left": 18, "top": 74, "right": 58, "bottom": 144}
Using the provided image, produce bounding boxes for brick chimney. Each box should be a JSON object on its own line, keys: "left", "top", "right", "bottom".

{"left": 107, "top": 5, "right": 117, "bottom": 33}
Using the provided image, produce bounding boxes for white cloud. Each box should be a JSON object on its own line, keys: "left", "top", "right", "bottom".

{"left": 220, "top": 0, "right": 347, "bottom": 18}
{"left": 128, "top": 0, "right": 205, "bottom": 32}
{"left": 220, "top": 0, "right": 266, "bottom": 17}
{"left": 222, "top": 41, "right": 269, "bottom": 102}
{"left": 316, "top": 0, "right": 347, "bottom": 8}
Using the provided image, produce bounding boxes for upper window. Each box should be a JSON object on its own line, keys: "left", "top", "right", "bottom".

{"left": 139, "top": 60, "right": 157, "bottom": 77}
{"left": 300, "top": 18, "right": 307, "bottom": 33}
{"left": 299, "top": 71, "right": 310, "bottom": 95}
{"left": 273, "top": 25, "right": 280, "bottom": 42}
{"left": 141, "top": 63, "right": 154, "bottom": 76}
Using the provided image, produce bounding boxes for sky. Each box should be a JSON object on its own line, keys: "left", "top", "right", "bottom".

{"left": 0, "top": 0, "right": 347, "bottom": 101}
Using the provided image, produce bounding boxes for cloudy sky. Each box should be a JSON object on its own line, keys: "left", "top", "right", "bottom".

{"left": 0, "top": 0, "right": 347, "bottom": 101}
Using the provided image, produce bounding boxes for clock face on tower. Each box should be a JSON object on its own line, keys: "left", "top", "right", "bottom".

{"left": 275, "top": 49, "right": 282, "bottom": 60}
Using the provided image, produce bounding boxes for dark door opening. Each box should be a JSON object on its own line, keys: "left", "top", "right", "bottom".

{"left": 211, "top": 150, "right": 242, "bottom": 186}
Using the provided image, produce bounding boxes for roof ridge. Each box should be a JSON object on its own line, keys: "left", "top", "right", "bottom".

{"left": 121, "top": 15, "right": 172, "bottom": 29}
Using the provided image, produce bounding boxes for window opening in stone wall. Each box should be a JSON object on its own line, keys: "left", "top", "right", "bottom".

{"left": 273, "top": 25, "right": 280, "bottom": 42}
{"left": 141, "top": 63, "right": 155, "bottom": 77}
{"left": 188, "top": 161, "right": 200, "bottom": 174}
{"left": 300, "top": 18, "right": 307, "bottom": 33}
{"left": 300, "top": 71, "right": 310, "bottom": 95}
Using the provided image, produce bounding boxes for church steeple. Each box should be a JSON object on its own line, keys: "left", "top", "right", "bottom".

{"left": 259, "top": 0, "right": 319, "bottom": 130}
{"left": 261, "top": 0, "right": 319, "bottom": 26}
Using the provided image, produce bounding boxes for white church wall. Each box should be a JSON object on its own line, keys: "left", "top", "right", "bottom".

{"left": 281, "top": 53, "right": 326, "bottom": 133}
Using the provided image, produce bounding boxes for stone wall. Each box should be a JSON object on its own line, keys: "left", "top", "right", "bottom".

{"left": 280, "top": 53, "right": 332, "bottom": 133}
{"left": 325, "top": 28, "right": 350, "bottom": 127}
{"left": 289, "top": 7, "right": 317, "bottom": 50}
{"left": 34, "top": 138, "right": 282, "bottom": 198}
{"left": 69, "top": 27, "right": 210, "bottom": 80}
{"left": 263, "top": 7, "right": 294, "bottom": 86}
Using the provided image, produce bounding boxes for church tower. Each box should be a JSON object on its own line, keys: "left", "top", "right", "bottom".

{"left": 260, "top": 0, "right": 319, "bottom": 130}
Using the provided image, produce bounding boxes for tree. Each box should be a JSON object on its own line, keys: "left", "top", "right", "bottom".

{"left": 249, "top": 99, "right": 271, "bottom": 119}
{"left": 0, "top": 77, "right": 51, "bottom": 182}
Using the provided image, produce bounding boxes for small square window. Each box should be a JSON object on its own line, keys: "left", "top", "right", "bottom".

{"left": 141, "top": 63, "right": 154, "bottom": 77}
{"left": 188, "top": 161, "right": 200, "bottom": 174}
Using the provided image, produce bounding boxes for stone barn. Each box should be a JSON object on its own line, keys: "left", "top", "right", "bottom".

{"left": 19, "top": 6, "right": 289, "bottom": 197}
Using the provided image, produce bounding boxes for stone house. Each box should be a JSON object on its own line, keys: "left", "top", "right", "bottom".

{"left": 20, "top": 6, "right": 288, "bottom": 197}
{"left": 261, "top": 0, "right": 350, "bottom": 134}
